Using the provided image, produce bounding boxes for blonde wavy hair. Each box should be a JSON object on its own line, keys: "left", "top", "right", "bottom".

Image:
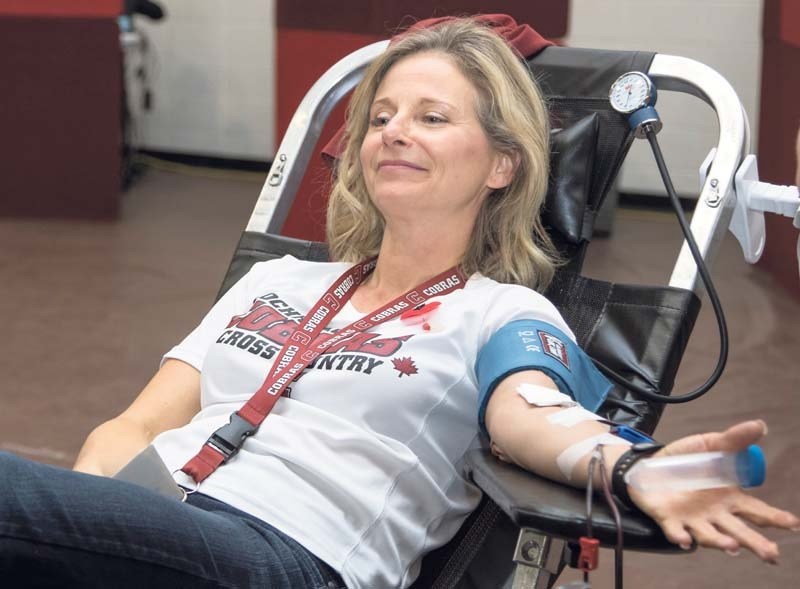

{"left": 326, "top": 18, "right": 559, "bottom": 290}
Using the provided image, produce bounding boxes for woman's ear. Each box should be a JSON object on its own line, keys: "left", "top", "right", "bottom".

{"left": 487, "top": 152, "right": 518, "bottom": 190}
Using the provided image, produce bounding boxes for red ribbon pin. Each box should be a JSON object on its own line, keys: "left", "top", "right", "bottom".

{"left": 400, "top": 302, "right": 441, "bottom": 330}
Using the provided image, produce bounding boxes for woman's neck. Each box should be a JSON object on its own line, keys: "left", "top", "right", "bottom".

{"left": 351, "top": 226, "right": 469, "bottom": 312}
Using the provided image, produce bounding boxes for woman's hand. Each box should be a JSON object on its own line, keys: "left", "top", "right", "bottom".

{"left": 629, "top": 420, "right": 799, "bottom": 563}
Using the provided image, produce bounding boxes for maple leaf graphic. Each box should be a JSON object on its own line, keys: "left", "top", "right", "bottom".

{"left": 392, "top": 356, "right": 418, "bottom": 378}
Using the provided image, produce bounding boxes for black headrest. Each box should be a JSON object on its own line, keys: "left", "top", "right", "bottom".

{"left": 542, "top": 113, "right": 599, "bottom": 246}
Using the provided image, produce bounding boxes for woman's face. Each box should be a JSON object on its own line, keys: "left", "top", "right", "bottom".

{"left": 359, "top": 52, "right": 512, "bottom": 226}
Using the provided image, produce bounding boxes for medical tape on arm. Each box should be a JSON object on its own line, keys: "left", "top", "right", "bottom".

{"left": 517, "top": 383, "right": 577, "bottom": 407}
{"left": 547, "top": 405, "right": 603, "bottom": 427}
{"left": 516, "top": 383, "right": 603, "bottom": 428}
{"left": 556, "top": 432, "right": 630, "bottom": 481}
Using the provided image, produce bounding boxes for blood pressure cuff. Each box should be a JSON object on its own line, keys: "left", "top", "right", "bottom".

{"left": 476, "top": 319, "right": 612, "bottom": 435}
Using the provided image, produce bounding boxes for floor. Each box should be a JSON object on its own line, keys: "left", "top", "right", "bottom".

{"left": 1, "top": 166, "right": 797, "bottom": 587}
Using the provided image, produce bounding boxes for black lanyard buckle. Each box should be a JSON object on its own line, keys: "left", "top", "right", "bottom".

{"left": 207, "top": 412, "right": 257, "bottom": 462}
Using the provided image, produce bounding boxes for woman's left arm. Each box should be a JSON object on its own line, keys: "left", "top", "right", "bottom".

{"left": 485, "top": 370, "right": 800, "bottom": 563}
{"left": 485, "top": 369, "right": 628, "bottom": 486}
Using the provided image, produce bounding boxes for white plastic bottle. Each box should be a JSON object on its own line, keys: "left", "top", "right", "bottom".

{"left": 624, "top": 445, "right": 766, "bottom": 493}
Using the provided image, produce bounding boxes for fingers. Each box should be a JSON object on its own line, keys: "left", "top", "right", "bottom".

{"left": 657, "top": 491, "right": 798, "bottom": 563}
{"left": 695, "top": 420, "right": 767, "bottom": 454}
{"left": 660, "top": 518, "right": 693, "bottom": 550}
{"left": 702, "top": 420, "right": 768, "bottom": 453}
{"left": 685, "top": 520, "right": 740, "bottom": 553}
{"left": 712, "top": 512, "right": 779, "bottom": 563}
{"left": 662, "top": 420, "right": 767, "bottom": 457}
{"left": 733, "top": 494, "right": 800, "bottom": 530}
{"left": 661, "top": 513, "right": 782, "bottom": 561}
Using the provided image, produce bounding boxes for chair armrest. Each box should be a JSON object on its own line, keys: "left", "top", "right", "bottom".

{"left": 464, "top": 448, "right": 687, "bottom": 552}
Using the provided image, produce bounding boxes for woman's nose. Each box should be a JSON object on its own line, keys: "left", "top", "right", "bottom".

{"left": 381, "top": 115, "right": 410, "bottom": 146}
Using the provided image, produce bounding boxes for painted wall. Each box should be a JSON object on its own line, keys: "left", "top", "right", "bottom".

{"left": 124, "top": 1, "right": 765, "bottom": 190}
{"left": 566, "top": 0, "right": 763, "bottom": 199}
{"left": 0, "top": 0, "right": 121, "bottom": 18}
{"left": 132, "top": 0, "right": 276, "bottom": 160}
{"left": 756, "top": 0, "right": 800, "bottom": 297}
{"left": 127, "top": 1, "right": 567, "bottom": 163}
{"left": 0, "top": 5, "right": 122, "bottom": 218}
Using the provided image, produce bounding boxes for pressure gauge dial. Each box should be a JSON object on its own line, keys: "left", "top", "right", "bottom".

{"left": 609, "top": 72, "right": 656, "bottom": 114}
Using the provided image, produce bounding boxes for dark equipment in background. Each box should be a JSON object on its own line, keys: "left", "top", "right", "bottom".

{"left": 119, "top": 1, "right": 165, "bottom": 189}
{"left": 124, "top": 0, "right": 165, "bottom": 21}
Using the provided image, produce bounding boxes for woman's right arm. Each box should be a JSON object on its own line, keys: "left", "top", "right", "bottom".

{"left": 73, "top": 359, "right": 201, "bottom": 477}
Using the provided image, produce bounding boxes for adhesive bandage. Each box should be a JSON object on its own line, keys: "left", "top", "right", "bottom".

{"left": 556, "top": 432, "right": 630, "bottom": 480}
{"left": 516, "top": 383, "right": 577, "bottom": 407}
{"left": 546, "top": 405, "right": 602, "bottom": 428}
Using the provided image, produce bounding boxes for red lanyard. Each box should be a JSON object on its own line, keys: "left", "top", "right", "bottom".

{"left": 180, "top": 260, "right": 468, "bottom": 484}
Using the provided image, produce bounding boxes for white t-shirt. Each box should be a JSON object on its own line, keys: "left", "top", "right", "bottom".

{"left": 152, "top": 255, "right": 573, "bottom": 589}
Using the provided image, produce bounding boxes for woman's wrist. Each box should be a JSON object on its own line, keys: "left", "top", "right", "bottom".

{"left": 609, "top": 442, "right": 664, "bottom": 509}
{"left": 72, "top": 458, "right": 106, "bottom": 476}
{"left": 73, "top": 418, "right": 151, "bottom": 477}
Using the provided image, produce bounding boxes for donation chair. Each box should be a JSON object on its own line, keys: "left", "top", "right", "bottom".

{"left": 215, "top": 39, "right": 751, "bottom": 589}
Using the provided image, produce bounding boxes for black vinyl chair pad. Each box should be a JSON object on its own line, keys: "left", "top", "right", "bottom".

{"left": 465, "top": 448, "right": 688, "bottom": 553}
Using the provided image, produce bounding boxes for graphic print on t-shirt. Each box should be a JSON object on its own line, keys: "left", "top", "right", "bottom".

{"left": 391, "top": 357, "right": 418, "bottom": 377}
{"left": 215, "top": 292, "right": 416, "bottom": 377}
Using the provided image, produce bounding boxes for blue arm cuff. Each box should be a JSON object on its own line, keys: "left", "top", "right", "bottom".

{"left": 476, "top": 319, "right": 612, "bottom": 435}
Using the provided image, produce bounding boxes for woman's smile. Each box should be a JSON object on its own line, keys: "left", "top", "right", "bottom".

{"left": 377, "top": 159, "right": 427, "bottom": 172}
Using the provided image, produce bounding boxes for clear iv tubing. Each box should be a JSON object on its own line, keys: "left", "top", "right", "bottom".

{"left": 624, "top": 445, "right": 766, "bottom": 493}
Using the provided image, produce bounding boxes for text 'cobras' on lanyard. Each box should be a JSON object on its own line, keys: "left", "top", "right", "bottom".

{"left": 179, "top": 260, "right": 467, "bottom": 485}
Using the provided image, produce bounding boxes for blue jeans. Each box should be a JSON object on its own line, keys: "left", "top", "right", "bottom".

{"left": 0, "top": 452, "right": 346, "bottom": 588}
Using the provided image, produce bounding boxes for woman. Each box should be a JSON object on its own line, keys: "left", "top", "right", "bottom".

{"left": 1, "top": 18, "right": 796, "bottom": 589}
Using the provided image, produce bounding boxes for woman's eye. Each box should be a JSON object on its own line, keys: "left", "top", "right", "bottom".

{"left": 369, "top": 114, "right": 390, "bottom": 127}
{"left": 423, "top": 114, "right": 447, "bottom": 124}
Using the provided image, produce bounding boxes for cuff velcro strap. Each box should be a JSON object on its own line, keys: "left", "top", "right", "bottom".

{"left": 476, "top": 319, "right": 612, "bottom": 435}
